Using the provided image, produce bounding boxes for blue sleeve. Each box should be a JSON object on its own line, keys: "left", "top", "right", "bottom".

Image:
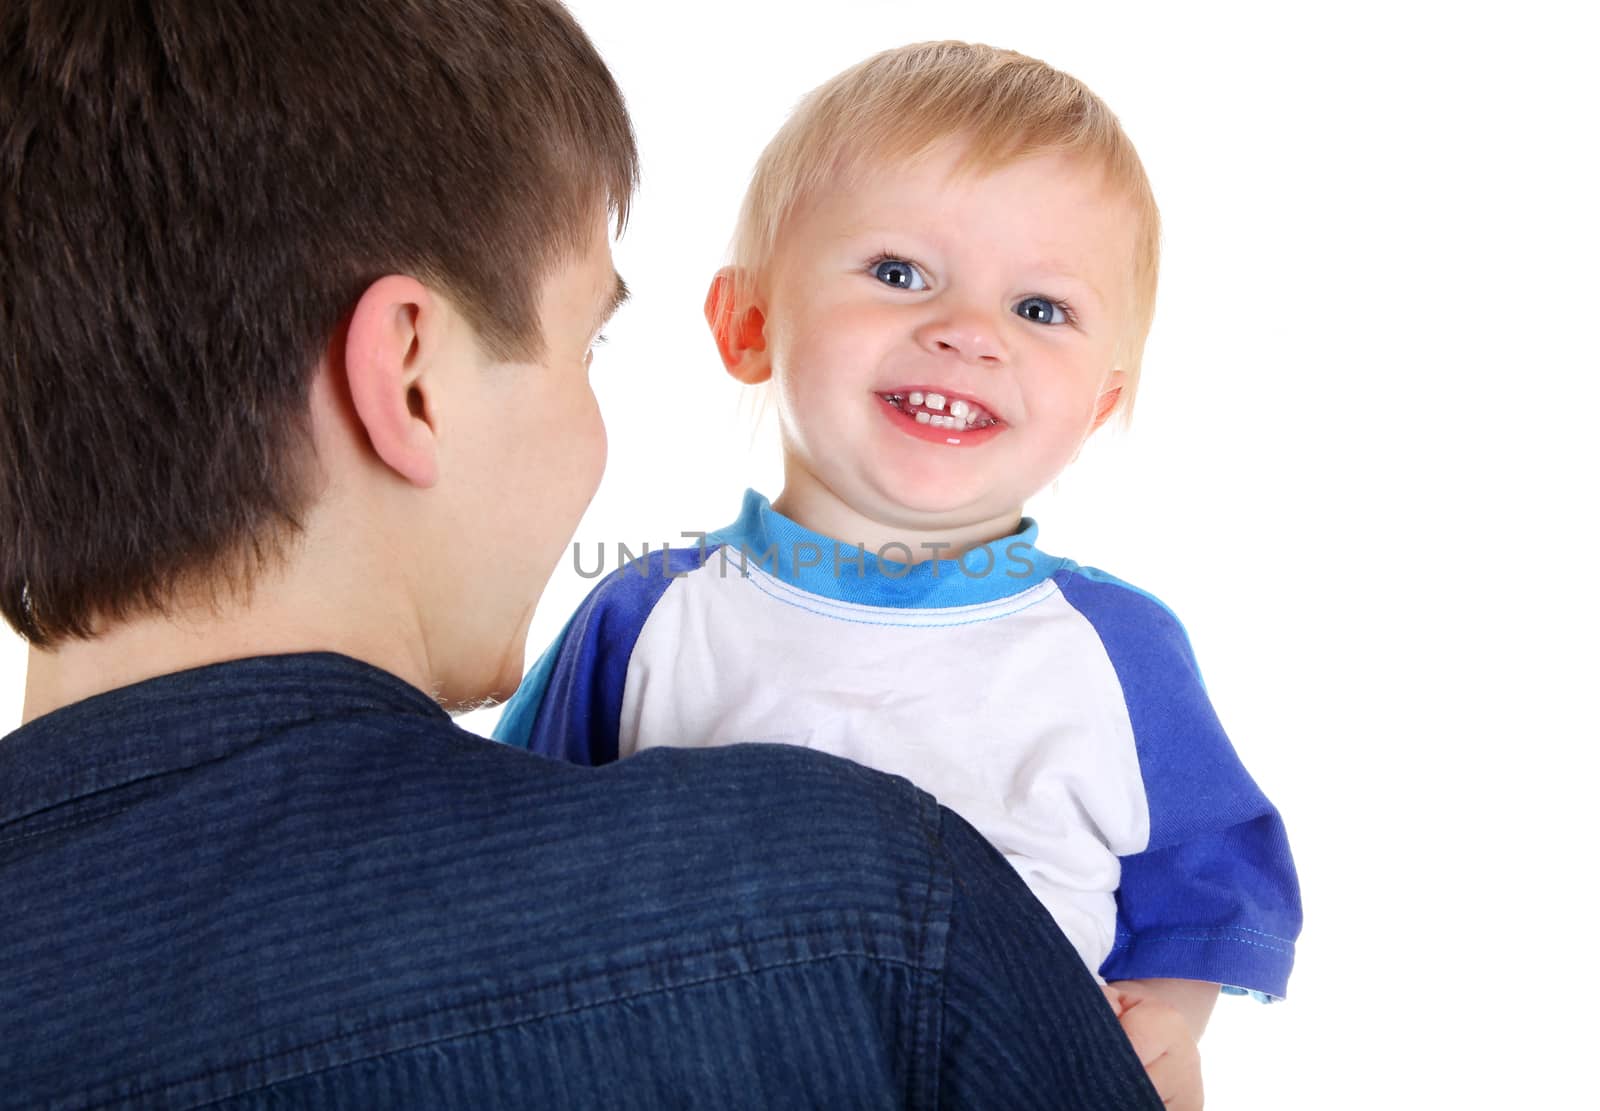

{"left": 492, "top": 548, "right": 703, "bottom": 764}
{"left": 1055, "top": 568, "right": 1301, "bottom": 1000}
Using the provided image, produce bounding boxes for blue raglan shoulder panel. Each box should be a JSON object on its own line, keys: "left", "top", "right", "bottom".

{"left": 492, "top": 546, "right": 711, "bottom": 764}
{"left": 1053, "top": 566, "right": 1301, "bottom": 999}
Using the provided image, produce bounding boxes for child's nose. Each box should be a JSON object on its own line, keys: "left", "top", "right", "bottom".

{"left": 912, "top": 308, "right": 1005, "bottom": 365}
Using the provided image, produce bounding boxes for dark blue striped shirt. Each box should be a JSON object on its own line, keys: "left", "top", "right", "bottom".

{"left": 1, "top": 652, "right": 1159, "bottom": 1108}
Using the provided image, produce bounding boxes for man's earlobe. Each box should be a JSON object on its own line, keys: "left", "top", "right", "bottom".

{"left": 343, "top": 275, "right": 441, "bottom": 488}
{"left": 704, "top": 267, "right": 771, "bottom": 384}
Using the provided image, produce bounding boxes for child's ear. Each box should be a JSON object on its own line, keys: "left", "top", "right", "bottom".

{"left": 1089, "top": 369, "right": 1126, "bottom": 433}
{"left": 704, "top": 267, "right": 771, "bottom": 385}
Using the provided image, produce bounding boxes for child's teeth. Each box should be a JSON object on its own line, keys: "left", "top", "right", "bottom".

{"left": 887, "top": 390, "right": 994, "bottom": 429}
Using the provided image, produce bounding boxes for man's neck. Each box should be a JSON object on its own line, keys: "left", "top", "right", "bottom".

{"left": 21, "top": 564, "right": 431, "bottom": 725}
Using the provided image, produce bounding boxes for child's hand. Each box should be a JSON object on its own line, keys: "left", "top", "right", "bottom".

{"left": 1101, "top": 984, "right": 1204, "bottom": 1109}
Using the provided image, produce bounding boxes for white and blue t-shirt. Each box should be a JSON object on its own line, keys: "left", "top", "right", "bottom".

{"left": 496, "top": 490, "right": 1300, "bottom": 998}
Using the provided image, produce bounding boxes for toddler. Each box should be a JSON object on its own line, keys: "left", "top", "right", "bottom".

{"left": 496, "top": 41, "right": 1300, "bottom": 1106}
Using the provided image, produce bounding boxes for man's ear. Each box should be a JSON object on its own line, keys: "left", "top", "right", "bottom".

{"left": 704, "top": 267, "right": 771, "bottom": 384}
{"left": 1089, "top": 369, "right": 1127, "bottom": 433}
{"left": 343, "top": 275, "right": 441, "bottom": 488}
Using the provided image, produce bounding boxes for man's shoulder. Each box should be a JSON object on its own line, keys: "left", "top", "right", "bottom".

{"left": 342, "top": 715, "right": 952, "bottom": 912}
{"left": 603, "top": 740, "right": 950, "bottom": 879}
{"left": 269, "top": 721, "right": 962, "bottom": 1094}
{"left": 3, "top": 689, "right": 968, "bottom": 1108}
{"left": 277, "top": 708, "right": 952, "bottom": 936}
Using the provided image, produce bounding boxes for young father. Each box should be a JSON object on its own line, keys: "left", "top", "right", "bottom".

{"left": 0, "top": 3, "right": 1162, "bottom": 1106}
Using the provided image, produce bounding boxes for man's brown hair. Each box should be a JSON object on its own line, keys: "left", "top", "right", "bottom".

{"left": 1, "top": 0, "right": 637, "bottom": 646}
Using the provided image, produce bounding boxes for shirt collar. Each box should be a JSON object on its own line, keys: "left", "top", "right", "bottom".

{"left": 704, "top": 489, "right": 1066, "bottom": 609}
{"left": 0, "top": 652, "right": 447, "bottom": 827}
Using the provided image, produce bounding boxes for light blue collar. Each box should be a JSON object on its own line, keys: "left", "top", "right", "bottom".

{"left": 702, "top": 489, "right": 1067, "bottom": 609}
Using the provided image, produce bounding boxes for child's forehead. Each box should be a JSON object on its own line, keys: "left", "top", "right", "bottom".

{"left": 823, "top": 139, "right": 1119, "bottom": 215}
{"left": 795, "top": 142, "right": 1131, "bottom": 244}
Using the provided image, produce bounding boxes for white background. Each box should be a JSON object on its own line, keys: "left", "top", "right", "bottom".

{"left": 5, "top": 2, "right": 1596, "bottom": 1105}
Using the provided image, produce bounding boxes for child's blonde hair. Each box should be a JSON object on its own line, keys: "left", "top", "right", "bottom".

{"left": 729, "top": 41, "right": 1160, "bottom": 420}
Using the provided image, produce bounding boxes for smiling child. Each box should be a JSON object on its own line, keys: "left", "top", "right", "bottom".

{"left": 495, "top": 42, "right": 1301, "bottom": 1107}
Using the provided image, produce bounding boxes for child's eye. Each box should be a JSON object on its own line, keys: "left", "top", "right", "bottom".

{"left": 869, "top": 256, "right": 928, "bottom": 291}
{"left": 1015, "top": 296, "right": 1075, "bottom": 326}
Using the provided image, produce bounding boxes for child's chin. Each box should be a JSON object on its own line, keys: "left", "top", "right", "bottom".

{"left": 871, "top": 479, "right": 994, "bottom": 523}
{"left": 896, "top": 493, "right": 973, "bottom": 518}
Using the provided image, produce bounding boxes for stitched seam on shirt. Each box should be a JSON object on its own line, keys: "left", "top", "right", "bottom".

{"left": 743, "top": 571, "right": 1056, "bottom": 629}
{"left": 110, "top": 944, "right": 927, "bottom": 1109}
{"left": 1107, "top": 928, "right": 1295, "bottom": 956}
{"left": 0, "top": 804, "right": 138, "bottom": 849}
{"left": 1, "top": 751, "right": 232, "bottom": 829}
{"left": 1117, "top": 935, "right": 1291, "bottom": 956}
{"left": 747, "top": 564, "right": 1054, "bottom": 622}
{"left": 2, "top": 708, "right": 413, "bottom": 829}
{"left": 747, "top": 562, "right": 1052, "bottom": 616}
{"left": 1120, "top": 924, "right": 1295, "bottom": 944}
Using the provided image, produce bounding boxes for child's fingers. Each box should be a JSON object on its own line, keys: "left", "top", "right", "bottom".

{"left": 1117, "top": 997, "right": 1188, "bottom": 1067}
{"left": 1101, "top": 984, "right": 1129, "bottom": 1017}
{"left": 1143, "top": 1047, "right": 1204, "bottom": 1111}
{"left": 1114, "top": 998, "right": 1203, "bottom": 1110}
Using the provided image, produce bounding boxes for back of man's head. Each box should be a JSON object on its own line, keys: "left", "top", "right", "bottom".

{"left": 0, "top": 0, "right": 637, "bottom": 648}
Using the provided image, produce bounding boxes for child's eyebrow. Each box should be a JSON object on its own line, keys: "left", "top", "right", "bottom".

{"left": 1023, "top": 259, "right": 1107, "bottom": 313}
{"left": 1054, "top": 271, "right": 1105, "bottom": 312}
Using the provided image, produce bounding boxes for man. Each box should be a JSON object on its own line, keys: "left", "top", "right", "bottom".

{"left": 0, "top": 3, "right": 1162, "bottom": 1106}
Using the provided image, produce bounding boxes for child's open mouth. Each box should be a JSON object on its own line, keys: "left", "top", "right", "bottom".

{"left": 877, "top": 389, "right": 1001, "bottom": 431}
